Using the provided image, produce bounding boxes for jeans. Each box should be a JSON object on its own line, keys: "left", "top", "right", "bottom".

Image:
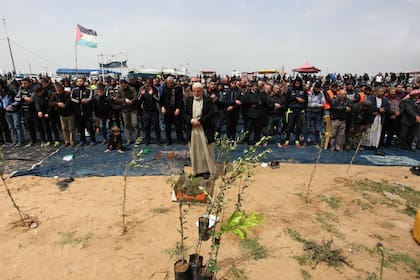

{"left": 5, "top": 111, "right": 25, "bottom": 144}
{"left": 304, "top": 111, "right": 323, "bottom": 144}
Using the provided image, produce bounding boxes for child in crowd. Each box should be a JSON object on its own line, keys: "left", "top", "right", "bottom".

{"left": 105, "top": 126, "right": 124, "bottom": 153}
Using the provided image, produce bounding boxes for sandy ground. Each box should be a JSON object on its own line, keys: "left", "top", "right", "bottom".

{"left": 0, "top": 164, "right": 419, "bottom": 280}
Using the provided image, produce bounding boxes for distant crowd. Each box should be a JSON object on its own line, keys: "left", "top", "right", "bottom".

{"left": 0, "top": 72, "right": 419, "bottom": 154}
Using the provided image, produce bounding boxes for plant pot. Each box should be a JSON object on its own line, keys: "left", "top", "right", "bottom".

{"left": 175, "top": 190, "right": 207, "bottom": 203}
{"left": 199, "top": 270, "right": 215, "bottom": 280}
{"left": 198, "top": 217, "right": 210, "bottom": 241}
{"left": 174, "top": 259, "right": 193, "bottom": 280}
{"left": 189, "top": 254, "right": 203, "bottom": 280}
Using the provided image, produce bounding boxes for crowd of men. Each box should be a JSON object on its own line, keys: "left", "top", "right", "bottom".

{"left": 0, "top": 72, "right": 419, "bottom": 154}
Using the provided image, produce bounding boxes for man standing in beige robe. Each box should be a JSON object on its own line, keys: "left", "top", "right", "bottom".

{"left": 185, "top": 83, "right": 216, "bottom": 179}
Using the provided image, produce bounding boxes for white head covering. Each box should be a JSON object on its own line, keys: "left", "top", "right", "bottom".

{"left": 192, "top": 82, "right": 204, "bottom": 100}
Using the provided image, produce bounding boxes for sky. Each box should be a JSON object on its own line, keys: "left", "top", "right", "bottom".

{"left": 1, "top": 0, "right": 419, "bottom": 76}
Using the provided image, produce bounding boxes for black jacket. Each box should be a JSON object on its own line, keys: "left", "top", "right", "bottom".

{"left": 49, "top": 92, "right": 73, "bottom": 117}
{"left": 286, "top": 87, "right": 308, "bottom": 110}
{"left": 241, "top": 90, "right": 265, "bottom": 119}
{"left": 139, "top": 87, "right": 160, "bottom": 113}
{"left": 71, "top": 86, "right": 93, "bottom": 116}
{"left": 160, "top": 85, "right": 183, "bottom": 111}
{"left": 184, "top": 96, "right": 215, "bottom": 144}
{"left": 331, "top": 96, "right": 352, "bottom": 121}
{"left": 400, "top": 98, "right": 419, "bottom": 127}
{"left": 93, "top": 95, "right": 111, "bottom": 119}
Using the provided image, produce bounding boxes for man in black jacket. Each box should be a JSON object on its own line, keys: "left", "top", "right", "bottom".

{"left": 329, "top": 87, "right": 352, "bottom": 151}
{"left": 139, "top": 78, "right": 161, "bottom": 145}
{"left": 284, "top": 77, "right": 308, "bottom": 146}
{"left": 49, "top": 84, "right": 75, "bottom": 147}
{"left": 15, "top": 78, "right": 37, "bottom": 146}
{"left": 221, "top": 79, "right": 241, "bottom": 141}
{"left": 93, "top": 84, "right": 111, "bottom": 145}
{"left": 399, "top": 89, "right": 420, "bottom": 150}
{"left": 160, "top": 77, "right": 184, "bottom": 145}
{"left": 71, "top": 77, "right": 95, "bottom": 146}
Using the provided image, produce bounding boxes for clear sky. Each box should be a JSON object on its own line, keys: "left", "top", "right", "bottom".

{"left": 1, "top": 0, "right": 419, "bottom": 76}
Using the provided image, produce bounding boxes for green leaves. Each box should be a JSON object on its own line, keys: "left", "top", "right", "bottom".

{"left": 220, "top": 210, "right": 264, "bottom": 240}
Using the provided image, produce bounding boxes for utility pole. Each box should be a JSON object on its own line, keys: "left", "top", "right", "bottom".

{"left": 2, "top": 18, "right": 17, "bottom": 75}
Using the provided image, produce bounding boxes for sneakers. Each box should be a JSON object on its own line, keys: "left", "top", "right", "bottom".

{"left": 100, "top": 140, "right": 107, "bottom": 145}
{"left": 54, "top": 141, "right": 61, "bottom": 147}
{"left": 135, "top": 137, "right": 142, "bottom": 145}
{"left": 284, "top": 140, "right": 289, "bottom": 147}
{"left": 14, "top": 142, "right": 24, "bottom": 147}
{"left": 89, "top": 141, "right": 95, "bottom": 147}
{"left": 77, "top": 141, "right": 85, "bottom": 147}
{"left": 295, "top": 140, "right": 301, "bottom": 147}
{"left": 63, "top": 143, "right": 70, "bottom": 147}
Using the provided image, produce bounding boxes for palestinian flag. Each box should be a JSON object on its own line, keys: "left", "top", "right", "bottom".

{"left": 75, "top": 24, "right": 98, "bottom": 48}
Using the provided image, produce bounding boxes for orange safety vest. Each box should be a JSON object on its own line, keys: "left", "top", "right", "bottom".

{"left": 359, "top": 92, "right": 365, "bottom": 103}
{"left": 324, "top": 90, "right": 335, "bottom": 110}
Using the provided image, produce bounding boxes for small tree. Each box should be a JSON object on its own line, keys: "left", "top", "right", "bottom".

{"left": 0, "top": 147, "right": 38, "bottom": 228}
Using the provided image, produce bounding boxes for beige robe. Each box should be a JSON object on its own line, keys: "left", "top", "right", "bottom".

{"left": 189, "top": 98, "right": 215, "bottom": 176}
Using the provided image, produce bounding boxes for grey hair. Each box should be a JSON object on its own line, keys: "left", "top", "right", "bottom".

{"left": 166, "top": 76, "right": 175, "bottom": 82}
{"left": 192, "top": 82, "right": 203, "bottom": 89}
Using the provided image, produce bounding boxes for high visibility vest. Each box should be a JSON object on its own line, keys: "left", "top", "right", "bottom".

{"left": 324, "top": 90, "right": 334, "bottom": 110}
{"left": 359, "top": 92, "right": 365, "bottom": 103}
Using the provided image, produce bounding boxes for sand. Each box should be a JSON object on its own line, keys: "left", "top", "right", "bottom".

{"left": 0, "top": 164, "right": 419, "bottom": 280}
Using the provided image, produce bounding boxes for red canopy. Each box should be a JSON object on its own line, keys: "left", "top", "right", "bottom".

{"left": 292, "top": 62, "right": 321, "bottom": 73}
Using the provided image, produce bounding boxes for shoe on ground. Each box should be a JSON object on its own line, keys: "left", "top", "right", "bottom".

{"left": 135, "top": 138, "right": 142, "bottom": 145}
{"left": 77, "top": 141, "right": 85, "bottom": 147}
{"left": 100, "top": 140, "right": 107, "bottom": 145}
{"left": 54, "top": 141, "right": 61, "bottom": 147}
{"left": 276, "top": 143, "right": 282, "bottom": 148}
{"left": 295, "top": 140, "right": 301, "bottom": 147}
{"left": 63, "top": 143, "right": 70, "bottom": 147}
{"left": 14, "top": 142, "right": 24, "bottom": 147}
{"left": 25, "top": 142, "right": 35, "bottom": 148}
{"left": 89, "top": 141, "right": 95, "bottom": 147}
{"left": 284, "top": 140, "right": 289, "bottom": 147}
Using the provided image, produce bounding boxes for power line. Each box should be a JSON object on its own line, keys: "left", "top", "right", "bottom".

{"left": 10, "top": 39, "right": 62, "bottom": 67}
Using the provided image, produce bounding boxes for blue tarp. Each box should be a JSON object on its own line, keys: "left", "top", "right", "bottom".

{"left": 10, "top": 144, "right": 420, "bottom": 178}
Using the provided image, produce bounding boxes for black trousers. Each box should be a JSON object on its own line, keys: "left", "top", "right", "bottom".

{"left": 164, "top": 109, "right": 183, "bottom": 144}
{"left": 225, "top": 110, "right": 240, "bottom": 140}
{"left": 143, "top": 111, "right": 161, "bottom": 144}
{"left": 244, "top": 117, "right": 262, "bottom": 144}
{"left": 0, "top": 110, "right": 11, "bottom": 143}
{"left": 382, "top": 117, "right": 400, "bottom": 146}
{"left": 110, "top": 108, "right": 122, "bottom": 128}
{"left": 76, "top": 113, "right": 95, "bottom": 143}
{"left": 23, "top": 109, "right": 37, "bottom": 143}
{"left": 286, "top": 110, "right": 304, "bottom": 142}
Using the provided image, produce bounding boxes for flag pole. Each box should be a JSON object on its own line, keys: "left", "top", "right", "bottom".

{"left": 75, "top": 42, "right": 78, "bottom": 76}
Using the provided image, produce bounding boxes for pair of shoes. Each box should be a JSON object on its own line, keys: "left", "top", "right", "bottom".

{"left": 100, "top": 140, "right": 107, "bottom": 145}
{"left": 104, "top": 149, "right": 110, "bottom": 153}
{"left": 270, "top": 160, "right": 280, "bottom": 168}
{"left": 135, "top": 138, "right": 142, "bottom": 145}
{"left": 54, "top": 141, "right": 61, "bottom": 147}
{"left": 89, "top": 141, "right": 95, "bottom": 147}
{"left": 77, "top": 141, "right": 85, "bottom": 147}
{"left": 118, "top": 149, "right": 124, "bottom": 154}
